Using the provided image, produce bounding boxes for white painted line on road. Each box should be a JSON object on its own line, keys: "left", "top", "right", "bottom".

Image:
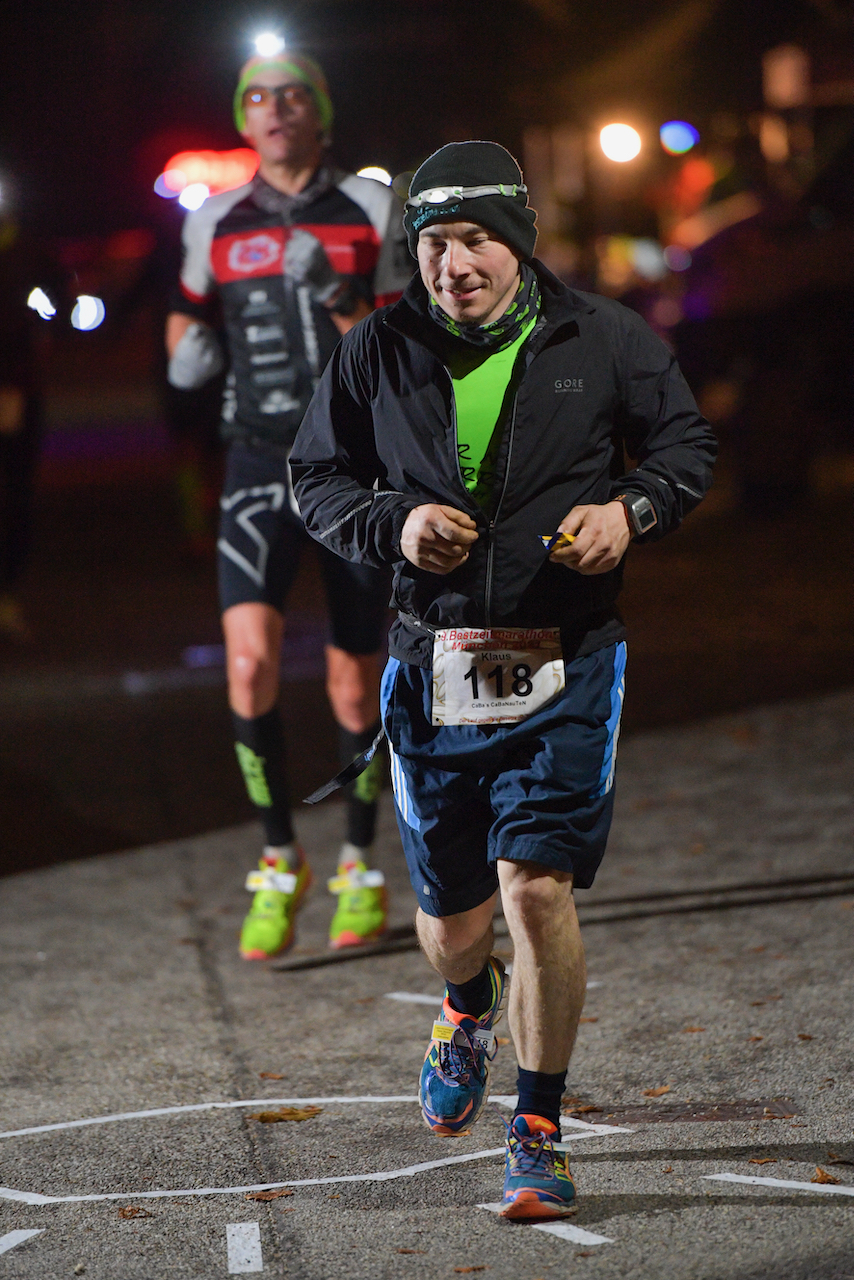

{"left": 0, "top": 1186, "right": 55, "bottom": 1205}
{"left": 0, "top": 1146, "right": 507, "bottom": 1205}
{"left": 0, "top": 1125, "right": 630, "bottom": 1208}
{"left": 0, "top": 1229, "right": 44, "bottom": 1255}
{"left": 479, "top": 1203, "right": 613, "bottom": 1246}
{"left": 226, "top": 1222, "right": 263, "bottom": 1273}
{"left": 704, "top": 1173, "right": 854, "bottom": 1197}
{"left": 385, "top": 992, "right": 439, "bottom": 1005}
{"left": 561, "top": 1116, "right": 635, "bottom": 1135}
{"left": 535, "top": 1220, "right": 615, "bottom": 1245}
{"left": 385, "top": 980, "right": 601, "bottom": 1005}
{"left": 0, "top": 1093, "right": 633, "bottom": 1142}
{"left": 0, "top": 1096, "right": 419, "bottom": 1140}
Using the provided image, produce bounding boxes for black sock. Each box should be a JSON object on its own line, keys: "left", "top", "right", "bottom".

{"left": 446, "top": 964, "right": 494, "bottom": 1019}
{"left": 339, "top": 720, "right": 382, "bottom": 849}
{"left": 514, "top": 1067, "right": 567, "bottom": 1130}
{"left": 232, "top": 708, "right": 294, "bottom": 847}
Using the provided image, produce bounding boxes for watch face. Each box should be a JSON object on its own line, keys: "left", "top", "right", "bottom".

{"left": 635, "top": 499, "right": 656, "bottom": 532}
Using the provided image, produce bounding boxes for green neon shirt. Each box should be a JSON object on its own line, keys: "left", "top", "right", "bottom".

{"left": 450, "top": 315, "right": 537, "bottom": 504}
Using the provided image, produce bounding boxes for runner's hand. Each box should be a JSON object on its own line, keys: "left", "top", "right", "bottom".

{"left": 284, "top": 229, "right": 343, "bottom": 305}
{"left": 400, "top": 505, "right": 479, "bottom": 574}
{"left": 549, "top": 501, "right": 631, "bottom": 575}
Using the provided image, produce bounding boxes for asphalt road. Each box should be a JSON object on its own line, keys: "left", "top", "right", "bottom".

{"left": 2, "top": 689, "right": 852, "bottom": 1279}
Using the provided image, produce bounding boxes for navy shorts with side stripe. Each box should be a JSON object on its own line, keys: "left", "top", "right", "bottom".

{"left": 380, "top": 641, "right": 627, "bottom": 918}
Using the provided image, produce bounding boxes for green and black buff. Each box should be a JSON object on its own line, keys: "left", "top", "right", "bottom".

{"left": 428, "top": 263, "right": 541, "bottom": 352}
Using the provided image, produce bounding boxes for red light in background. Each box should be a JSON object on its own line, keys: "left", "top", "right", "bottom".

{"left": 155, "top": 149, "right": 259, "bottom": 198}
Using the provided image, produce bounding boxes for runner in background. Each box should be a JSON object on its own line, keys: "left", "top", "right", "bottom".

{"left": 165, "top": 51, "right": 412, "bottom": 956}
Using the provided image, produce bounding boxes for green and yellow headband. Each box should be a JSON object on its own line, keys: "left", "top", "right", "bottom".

{"left": 233, "top": 53, "right": 333, "bottom": 136}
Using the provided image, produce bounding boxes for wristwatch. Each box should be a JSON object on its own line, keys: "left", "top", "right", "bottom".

{"left": 615, "top": 492, "right": 658, "bottom": 537}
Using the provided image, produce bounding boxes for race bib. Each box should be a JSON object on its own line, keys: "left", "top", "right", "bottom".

{"left": 431, "top": 627, "right": 565, "bottom": 727}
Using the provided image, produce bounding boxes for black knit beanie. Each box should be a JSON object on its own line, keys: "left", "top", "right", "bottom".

{"left": 404, "top": 141, "right": 538, "bottom": 261}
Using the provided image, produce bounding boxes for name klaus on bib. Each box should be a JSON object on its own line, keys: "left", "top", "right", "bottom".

{"left": 431, "top": 627, "right": 565, "bottom": 726}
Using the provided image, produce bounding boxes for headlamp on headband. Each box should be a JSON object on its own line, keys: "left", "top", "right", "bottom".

{"left": 406, "top": 182, "right": 527, "bottom": 209}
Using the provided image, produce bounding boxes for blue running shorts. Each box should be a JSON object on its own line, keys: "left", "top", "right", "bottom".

{"left": 380, "top": 641, "right": 626, "bottom": 917}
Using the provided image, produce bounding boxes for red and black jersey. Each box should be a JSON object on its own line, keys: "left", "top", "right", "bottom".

{"left": 174, "top": 169, "right": 412, "bottom": 449}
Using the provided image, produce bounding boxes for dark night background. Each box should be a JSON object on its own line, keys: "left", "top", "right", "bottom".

{"left": 0, "top": 0, "right": 843, "bottom": 236}
{"left": 0, "top": 0, "right": 852, "bottom": 877}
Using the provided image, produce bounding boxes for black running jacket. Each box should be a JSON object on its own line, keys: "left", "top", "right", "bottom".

{"left": 291, "top": 262, "right": 717, "bottom": 668}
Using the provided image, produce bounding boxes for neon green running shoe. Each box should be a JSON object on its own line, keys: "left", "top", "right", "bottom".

{"left": 327, "top": 846, "right": 387, "bottom": 949}
{"left": 239, "top": 850, "right": 312, "bottom": 960}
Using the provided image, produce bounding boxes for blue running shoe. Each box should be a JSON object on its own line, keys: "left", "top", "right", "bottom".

{"left": 419, "top": 956, "right": 507, "bottom": 1135}
{"left": 500, "top": 1113, "right": 577, "bottom": 1219}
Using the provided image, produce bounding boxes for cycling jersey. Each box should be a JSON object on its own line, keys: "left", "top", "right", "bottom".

{"left": 174, "top": 168, "right": 412, "bottom": 449}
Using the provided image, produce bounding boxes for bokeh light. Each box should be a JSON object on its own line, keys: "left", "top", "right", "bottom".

{"left": 600, "top": 124, "right": 642, "bottom": 163}
{"left": 254, "top": 32, "right": 285, "bottom": 57}
{"left": 178, "top": 184, "right": 210, "bottom": 211}
{"left": 27, "top": 287, "right": 56, "bottom": 320}
{"left": 663, "top": 245, "right": 692, "bottom": 272}
{"left": 660, "top": 121, "right": 700, "bottom": 155}
{"left": 71, "top": 296, "right": 106, "bottom": 331}
{"left": 154, "top": 150, "right": 259, "bottom": 201}
{"left": 357, "top": 167, "right": 392, "bottom": 186}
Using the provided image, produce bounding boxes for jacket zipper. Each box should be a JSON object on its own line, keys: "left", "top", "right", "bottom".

{"left": 484, "top": 389, "right": 520, "bottom": 628}
{"left": 440, "top": 361, "right": 476, "bottom": 506}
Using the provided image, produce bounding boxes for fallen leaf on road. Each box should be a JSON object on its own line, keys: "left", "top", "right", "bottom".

{"left": 397, "top": 1248, "right": 426, "bottom": 1254}
{"left": 643, "top": 1086, "right": 671, "bottom": 1098}
{"left": 579, "top": 1016, "right": 599, "bottom": 1023}
{"left": 328, "top": 1194, "right": 340, "bottom": 1198}
{"left": 748, "top": 1158, "right": 776, "bottom": 1165}
{"left": 454, "top": 1268, "right": 488, "bottom": 1274}
{"left": 562, "top": 1096, "right": 582, "bottom": 1105}
{"left": 797, "top": 1034, "right": 813, "bottom": 1041}
{"left": 750, "top": 1001, "right": 766, "bottom": 1007}
{"left": 576, "top": 1252, "right": 593, "bottom": 1258}
{"left": 748, "top": 1036, "right": 764, "bottom": 1042}
{"left": 763, "top": 1107, "right": 795, "bottom": 1118}
{"left": 245, "top": 1188, "right": 293, "bottom": 1201}
{"left": 662, "top": 1166, "right": 673, "bottom": 1173}
{"left": 496, "top": 1036, "right": 510, "bottom": 1046}
{"left": 118, "top": 1206, "right": 154, "bottom": 1219}
{"left": 248, "top": 1106, "right": 323, "bottom": 1123}
{"left": 812, "top": 1167, "right": 841, "bottom": 1185}
{"left": 827, "top": 1152, "right": 854, "bottom": 1166}
{"left": 258, "top": 1072, "right": 285, "bottom": 1080}
{"left": 682, "top": 1027, "right": 705, "bottom": 1033}
{"left": 567, "top": 1105, "right": 602, "bottom": 1114}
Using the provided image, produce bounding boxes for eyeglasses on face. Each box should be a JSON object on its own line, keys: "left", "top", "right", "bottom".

{"left": 242, "top": 83, "right": 313, "bottom": 111}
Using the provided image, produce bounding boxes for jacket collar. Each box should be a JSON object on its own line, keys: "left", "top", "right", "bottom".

{"left": 384, "top": 258, "right": 594, "bottom": 354}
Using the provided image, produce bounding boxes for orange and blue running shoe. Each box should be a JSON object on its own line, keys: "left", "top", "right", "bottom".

{"left": 500, "top": 1113, "right": 577, "bottom": 1219}
{"left": 419, "top": 956, "right": 506, "bottom": 1135}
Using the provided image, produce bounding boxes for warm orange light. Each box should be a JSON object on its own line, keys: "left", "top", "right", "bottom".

{"left": 159, "top": 149, "right": 259, "bottom": 197}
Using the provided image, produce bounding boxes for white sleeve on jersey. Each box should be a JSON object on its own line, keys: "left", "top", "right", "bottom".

{"left": 336, "top": 174, "right": 414, "bottom": 301}
{"left": 177, "top": 183, "right": 253, "bottom": 305}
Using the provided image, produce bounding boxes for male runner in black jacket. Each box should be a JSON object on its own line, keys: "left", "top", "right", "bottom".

{"left": 166, "top": 52, "right": 411, "bottom": 957}
{"left": 292, "top": 141, "right": 716, "bottom": 1218}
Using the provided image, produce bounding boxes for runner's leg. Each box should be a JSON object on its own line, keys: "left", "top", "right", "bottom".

{"left": 218, "top": 442, "right": 309, "bottom": 958}
{"left": 319, "top": 548, "right": 391, "bottom": 946}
